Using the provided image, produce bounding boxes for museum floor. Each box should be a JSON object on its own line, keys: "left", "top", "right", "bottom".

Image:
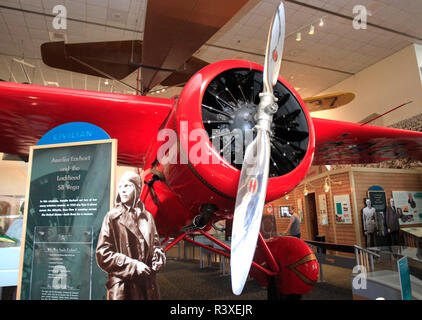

{"left": 156, "top": 259, "right": 353, "bottom": 300}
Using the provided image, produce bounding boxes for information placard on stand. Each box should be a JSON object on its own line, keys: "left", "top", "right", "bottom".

{"left": 397, "top": 256, "right": 412, "bottom": 300}
{"left": 17, "top": 139, "right": 117, "bottom": 300}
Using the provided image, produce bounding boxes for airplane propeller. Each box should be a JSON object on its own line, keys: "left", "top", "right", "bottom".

{"left": 230, "top": 2, "right": 285, "bottom": 295}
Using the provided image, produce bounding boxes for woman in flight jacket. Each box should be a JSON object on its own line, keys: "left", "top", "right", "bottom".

{"left": 96, "top": 171, "right": 166, "bottom": 300}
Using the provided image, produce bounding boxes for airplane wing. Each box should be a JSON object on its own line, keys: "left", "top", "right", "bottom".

{"left": 304, "top": 92, "right": 355, "bottom": 112}
{"left": 312, "top": 117, "right": 422, "bottom": 165}
{"left": 41, "top": 40, "right": 142, "bottom": 80}
{"left": 40, "top": 1, "right": 248, "bottom": 93}
{"left": 134, "top": 0, "right": 248, "bottom": 92}
{"left": 0, "top": 82, "right": 173, "bottom": 167}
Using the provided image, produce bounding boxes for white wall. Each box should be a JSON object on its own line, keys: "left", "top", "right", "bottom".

{"left": 414, "top": 44, "right": 422, "bottom": 84}
{"left": 0, "top": 155, "right": 28, "bottom": 196}
{"left": 311, "top": 44, "right": 422, "bottom": 126}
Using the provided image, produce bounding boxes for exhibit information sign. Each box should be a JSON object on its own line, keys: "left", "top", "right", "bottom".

{"left": 392, "top": 191, "right": 422, "bottom": 225}
{"left": 318, "top": 194, "right": 328, "bottom": 225}
{"left": 334, "top": 194, "right": 352, "bottom": 224}
{"left": 368, "top": 188, "right": 387, "bottom": 236}
{"left": 397, "top": 256, "right": 412, "bottom": 300}
{"left": 18, "top": 140, "right": 116, "bottom": 300}
{"left": 368, "top": 190, "right": 387, "bottom": 213}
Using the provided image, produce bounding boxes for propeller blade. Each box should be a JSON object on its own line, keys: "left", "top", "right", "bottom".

{"left": 230, "top": 2, "right": 286, "bottom": 295}
{"left": 231, "top": 128, "right": 271, "bottom": 295}
{"left": 263, "top": 3, "right": 285, "bottom": 94}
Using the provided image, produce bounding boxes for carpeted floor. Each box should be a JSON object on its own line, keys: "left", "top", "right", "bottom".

{"left": 157, "top": 259, "right": 353, "bottom": 300}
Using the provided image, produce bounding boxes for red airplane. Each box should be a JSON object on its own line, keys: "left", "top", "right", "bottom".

{"left": 1, "top": 1, "right": 422, "bottom": 298}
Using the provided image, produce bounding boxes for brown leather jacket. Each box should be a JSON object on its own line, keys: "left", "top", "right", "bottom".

{"left": 96, "top": 203, "right": 163, "bottom": 300}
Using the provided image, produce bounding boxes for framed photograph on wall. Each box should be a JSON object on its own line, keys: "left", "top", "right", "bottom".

{"left": 318, "top": 194, "right": 328, "bottom": 225}
{"left": 392, "top": 191, "right": 422, "bottom": 225}
{"left": 334, "top": 194, "right": 352, "bottom": 224}
{"left": 279, "top": 206, "right": 290, "bottom": 218}
{"left": 297, "top": 198, "right": 304, "bottom": 223}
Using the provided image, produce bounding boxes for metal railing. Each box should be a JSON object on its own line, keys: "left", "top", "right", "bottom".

{"left": 354, "top": 245, "right": 380, "bottom": 273}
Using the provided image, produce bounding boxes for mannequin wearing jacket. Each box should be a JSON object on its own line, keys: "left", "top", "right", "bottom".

{"left": 362, "top": 199, "right": 377, "bottom": 247}
{"left": 96, "top": 171, "right": 166, "bottom": 300}
{"left": 386, "top": 198, "right": 400, "bottom": 245}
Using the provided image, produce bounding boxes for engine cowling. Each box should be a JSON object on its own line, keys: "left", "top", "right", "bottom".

{"left": 174, "top": 60, "right": 315, "bottom": 203}
{"left": 149, "top": 60, "right": 315, "bottom": 233}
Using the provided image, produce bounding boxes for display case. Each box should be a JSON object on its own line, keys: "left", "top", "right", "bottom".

{"left": 352, "top": 246, "right": 422, "bottom": 300}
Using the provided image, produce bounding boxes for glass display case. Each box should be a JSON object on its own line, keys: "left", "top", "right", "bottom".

{"left": 353, "top": 245, "right": 422, "bottom": 300}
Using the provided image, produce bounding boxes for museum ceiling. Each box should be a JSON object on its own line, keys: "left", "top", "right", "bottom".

{"left": 0, "top": 0, "right": 421, "bottom": 99}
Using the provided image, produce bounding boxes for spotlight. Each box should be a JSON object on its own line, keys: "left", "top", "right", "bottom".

{"left": 309, "top": 24, "right": 315, "bottom": 35}
{"left": 304, "top": 185, "right": 308, "bottom": 196}
{"left": 319, "top": 18, "right": 324, "bottom": 27}
{"left": 296, "top": 32, "right": 302, "bottom": 41}
{"left": 104, "top": 79, "right": 109, "bottom": 85}
{"left": 324, "top": 178, "right": 330, "bottom": 193}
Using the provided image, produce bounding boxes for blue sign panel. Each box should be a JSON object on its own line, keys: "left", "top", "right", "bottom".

{"left": 368, "top": 185, "right": 384, "bottom": 191}
{"left": 397, "top": 256, "right": 412, "bottom": 300}
{"left": 37, "top": 122, "right": 110, "bottom": 145}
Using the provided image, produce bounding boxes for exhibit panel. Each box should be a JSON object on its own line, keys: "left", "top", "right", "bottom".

{"left": 273, "top": 167, "right": 422, "bottom": 248}
{"left": 353, "top": 168, "right": 422, "bottom": 247}
{"left": 17, "top": 140, "right": 117, "bottom": 300}
{"left": 392, "top": 191, "right": 422, "bottom": 225}
{"left": 274, "top": 170, "right": 357, "bottom": 246}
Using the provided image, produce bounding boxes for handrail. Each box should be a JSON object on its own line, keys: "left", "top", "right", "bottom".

{"left": 354, "top": 245, "right": 380, "bottom": 272}
{"left": 354, "top": 245, "right": 380, "bottom": 257}
{"left": 305, "top": 240, "right": 355, "bottom": 253}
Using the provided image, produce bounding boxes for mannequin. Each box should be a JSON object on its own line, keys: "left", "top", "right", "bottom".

{"left": 386, "top": 198, "right": 400, "bottom": 245}
{"left": 362, "top": 199, "right": 377, "bottom": 247}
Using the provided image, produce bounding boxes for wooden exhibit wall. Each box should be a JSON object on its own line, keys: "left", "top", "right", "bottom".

{"left": 352, "top": 167, "right": 422, "bottom": 245}
{"left": 268, "top": 167, "right": 422, "bottom": 247}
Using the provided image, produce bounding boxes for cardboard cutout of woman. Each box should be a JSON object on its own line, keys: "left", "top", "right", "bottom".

{"left": 96, "top": 171, "right": 166, "bottom": 300}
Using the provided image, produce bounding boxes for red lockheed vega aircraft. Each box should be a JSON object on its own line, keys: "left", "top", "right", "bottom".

{"left": 1, "top": 1, "right": 422, "bottom": 298}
